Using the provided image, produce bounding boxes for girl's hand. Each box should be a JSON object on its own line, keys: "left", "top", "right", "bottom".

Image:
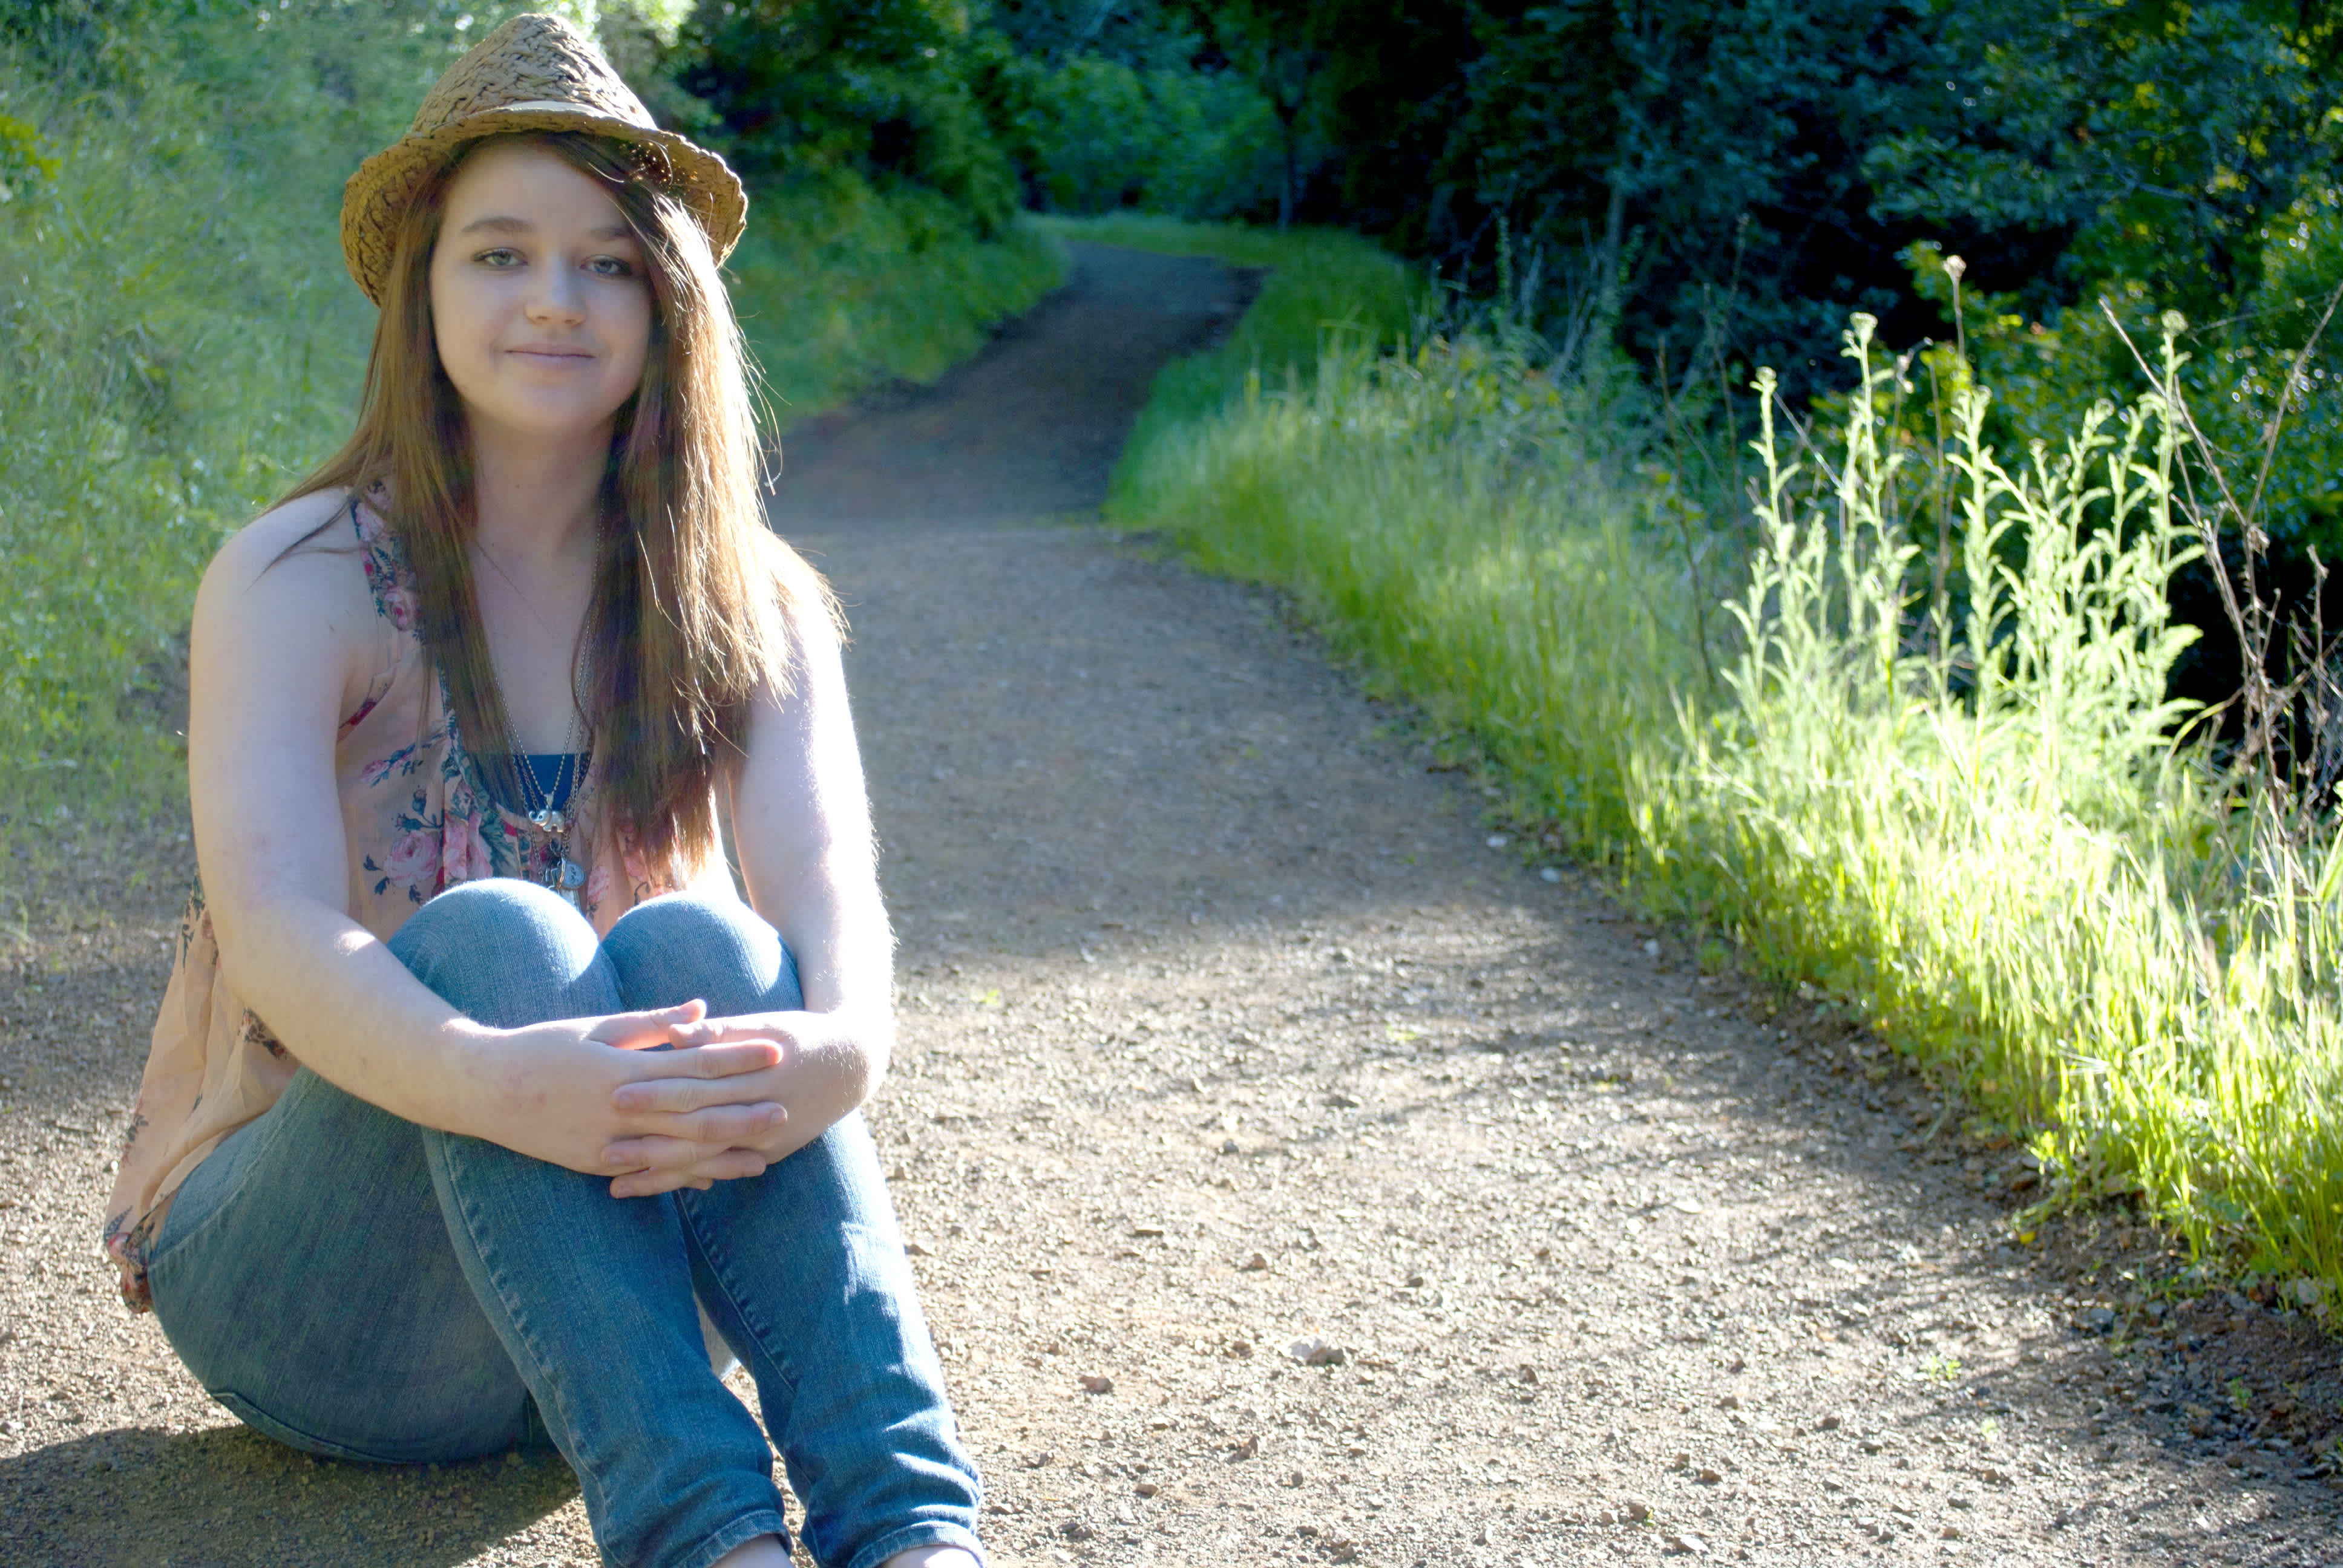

{"left": 596, "top": 1008, "right": 880, "bottom": 1197}
{"left": 467, "top": 1001, "right": 789, "bottom": 1178}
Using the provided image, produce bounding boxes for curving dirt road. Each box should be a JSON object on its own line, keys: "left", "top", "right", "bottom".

{"left": 4, "top": 240, "right": 2341, "bottom": 1567}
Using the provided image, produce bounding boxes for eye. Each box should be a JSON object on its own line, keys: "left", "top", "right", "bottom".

{"left": 474, "top": 247, "right": 523, "bottom": 269}
{"left": 586, "top": 254, "right": 638, "bottom": 279}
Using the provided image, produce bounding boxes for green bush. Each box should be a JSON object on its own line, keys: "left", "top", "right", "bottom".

{"left": 1901, "top": 233, "right": 2343, "bottom": 557}
{"left": 679, "top": 0, "right": 1021, "bottom": 236}
{"left": 732, "top": 169, "right": 1063, "bottom": 420}
{"left": 981, "top": 48, "right": 1279, "bottom": 220}
{"left": 0, "top": 0, "right": 442, "bottom": 838}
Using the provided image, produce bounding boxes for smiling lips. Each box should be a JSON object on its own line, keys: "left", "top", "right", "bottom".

{"left": 509, "top": 344, "right": 594, "bottom": 364}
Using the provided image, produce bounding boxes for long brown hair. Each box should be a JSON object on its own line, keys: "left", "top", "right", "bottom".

{"left": 293, "top": 131, "right": 829, "bottom": 879}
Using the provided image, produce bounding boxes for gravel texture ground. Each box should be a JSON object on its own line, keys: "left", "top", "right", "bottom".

{"left": 4, "top": 241, "right": 2341, "bottom": 1567}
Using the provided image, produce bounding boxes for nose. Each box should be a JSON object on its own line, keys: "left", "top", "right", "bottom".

{"left": 525, "top": 261, "right": 587, "bottom": 327}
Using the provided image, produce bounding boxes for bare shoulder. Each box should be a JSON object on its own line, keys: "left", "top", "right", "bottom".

{"left": 758, "top": 531, "right": 842, "bottom": 652}
{"left": 198, "top": 488, "right": 375, "bottom": 629}
{"left": 192, "top": 489, "right": 385, "bottom": 716}
{"left": 205, "top": 488, "right": 361, "bottom": 587}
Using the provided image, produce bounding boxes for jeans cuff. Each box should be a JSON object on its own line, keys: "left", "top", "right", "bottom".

{"left": 841, "top": 1520, "right": 988, "bottom": 1568}
{"left": 678, "top": 1509, "right": 793, "bottom": 1568}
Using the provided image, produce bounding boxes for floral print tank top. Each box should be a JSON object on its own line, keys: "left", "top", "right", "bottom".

{"left": 100, "top": 498, "right": 718, "bottom": 1310}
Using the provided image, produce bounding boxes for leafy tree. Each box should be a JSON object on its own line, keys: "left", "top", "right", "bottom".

{"left": 986, "top": 0, "right": 1204, "bottom": 68}
{"left": 1869, "top": 0, "right": 2343, "bottom": 327}
{"left": 679, "top": 0, "right": 1018, "bottom": 232}
{"left": 1182, "top": 0, "right": 1330, "bottom": 228}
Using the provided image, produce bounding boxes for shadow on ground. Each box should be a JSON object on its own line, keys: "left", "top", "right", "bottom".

{"left": 0, "top": 1423, "right": 576, "bottom": 1566}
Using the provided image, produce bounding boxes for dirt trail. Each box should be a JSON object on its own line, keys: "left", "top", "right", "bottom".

{"left": 4, "top": 241, "right": 2340, "bottom": 1567}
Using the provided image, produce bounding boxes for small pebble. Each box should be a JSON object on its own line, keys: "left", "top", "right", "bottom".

{"left": 1080, "top": 1374, "right": 1113, "bottom": 1394}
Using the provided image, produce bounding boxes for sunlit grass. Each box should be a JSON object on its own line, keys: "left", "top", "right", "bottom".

{"left": 1036, "top": 214, "right": 1424, "bottom": 427}
{"left": 1110, "top": 240, "right": 2343, "bottom": 1300}
{"left": 737, "top": 175, "right": 1063, "bottom": 425}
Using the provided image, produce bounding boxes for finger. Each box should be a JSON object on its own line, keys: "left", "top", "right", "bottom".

{"left": 648, "top": 1040, "right": 785, "bottom": 1080}
{"left": 593, "top": 999, "right": 710, "bottom": 1051}
{"left": 605, "top": 1104, "right": 783, "bottom": 1163}
{"left": 601, "top": 1132, "right": 700, "bottom": 1169}
{"left": 610, "top": 1148, "right": 769, "bottom": 1198}
{"left": 612, "top": 1070, "right": 782, "bottom": 1115}
{"left": 672, "top": 1017, "right": 802, "bottom": 1050}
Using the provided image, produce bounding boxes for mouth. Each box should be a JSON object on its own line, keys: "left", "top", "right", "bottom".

{"left": 508, "top": 345, "right": 595, "bottom": 364}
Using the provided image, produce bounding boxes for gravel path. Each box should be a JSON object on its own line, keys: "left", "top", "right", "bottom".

{"left": 4, "top": 241, "right": 2341, "bottom": 1567}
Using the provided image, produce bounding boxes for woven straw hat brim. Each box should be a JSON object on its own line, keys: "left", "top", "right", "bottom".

{"left": 340, "top": 105, "right": 747, "bottom": 305}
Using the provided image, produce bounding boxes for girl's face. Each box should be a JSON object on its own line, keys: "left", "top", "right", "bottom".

{"left": 428, "top": 139, "right": 652, "bottom": 445}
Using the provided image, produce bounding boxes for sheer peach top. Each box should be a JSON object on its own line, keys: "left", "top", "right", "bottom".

{"left": 101, "top": 500, "right": 717, "bottom": 1310}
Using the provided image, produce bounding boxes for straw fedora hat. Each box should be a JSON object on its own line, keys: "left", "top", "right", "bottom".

{"left": 339, "top": 13, "right": 746, "bottom": 304}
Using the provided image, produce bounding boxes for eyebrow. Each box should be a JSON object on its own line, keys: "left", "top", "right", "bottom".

{"left": 455, "top": 215, "right": 635, "bottom": 241}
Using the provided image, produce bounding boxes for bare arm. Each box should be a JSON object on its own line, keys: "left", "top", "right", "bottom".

{"left": 601, "top": 592, "right": 896, "bottom": 1191}
{"left": 189, "top": 498, "right": 781, "bottom": 1169}
{"left": 724, "top": 592, "right": 896, "bottom": 1083}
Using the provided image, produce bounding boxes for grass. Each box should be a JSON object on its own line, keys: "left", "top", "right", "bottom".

{"left": 1104, "top": 227, "right": 2343, "bottom": 1305}
{"left": 735, "top": 174, "right": 1063, "bottom": 425}
{"left": 1034, "top": 214, "right": 1424, "bottom": 424}
{"left": 0, "top": 5, "right": 1062, "bottom": 889}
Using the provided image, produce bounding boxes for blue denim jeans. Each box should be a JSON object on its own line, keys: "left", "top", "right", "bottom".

{"left": 146, "top": 880, "right": 985, "bottom": 1568}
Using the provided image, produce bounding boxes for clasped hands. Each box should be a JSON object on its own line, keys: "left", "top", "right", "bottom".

{"left": 485, "top": 999, "right": 860, "bottom": 1198}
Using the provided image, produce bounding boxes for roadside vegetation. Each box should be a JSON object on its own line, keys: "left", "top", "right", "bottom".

{"left": 1104, "top": 206, "right": 2343, "bottom": 1304}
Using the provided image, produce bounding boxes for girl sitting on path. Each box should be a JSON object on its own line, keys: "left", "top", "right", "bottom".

{"left": 97, "top": 16, "right": 983, "bottom": 1568}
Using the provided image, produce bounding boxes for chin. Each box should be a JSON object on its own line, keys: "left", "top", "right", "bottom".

{"left": 480, "top": 397, "right": 631, "bottom": 443}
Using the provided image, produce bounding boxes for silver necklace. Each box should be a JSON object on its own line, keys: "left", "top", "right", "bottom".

{"left": 497, "top": 640, "right": 594, "bottom": 907}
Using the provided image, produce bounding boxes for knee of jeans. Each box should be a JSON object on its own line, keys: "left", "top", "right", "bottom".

{"left": 605, "top": 893, "right": 802, "bottom": 1013}
{"left": 388, "top": 879, "right": 602, "bottom": 1016}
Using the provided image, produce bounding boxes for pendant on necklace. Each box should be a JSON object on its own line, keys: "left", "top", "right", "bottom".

{"left": 529, "top": 808, "right": 567, "bottom": 835}
{"left": 558, "top": 857, "right": 586, "bottom": 891}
